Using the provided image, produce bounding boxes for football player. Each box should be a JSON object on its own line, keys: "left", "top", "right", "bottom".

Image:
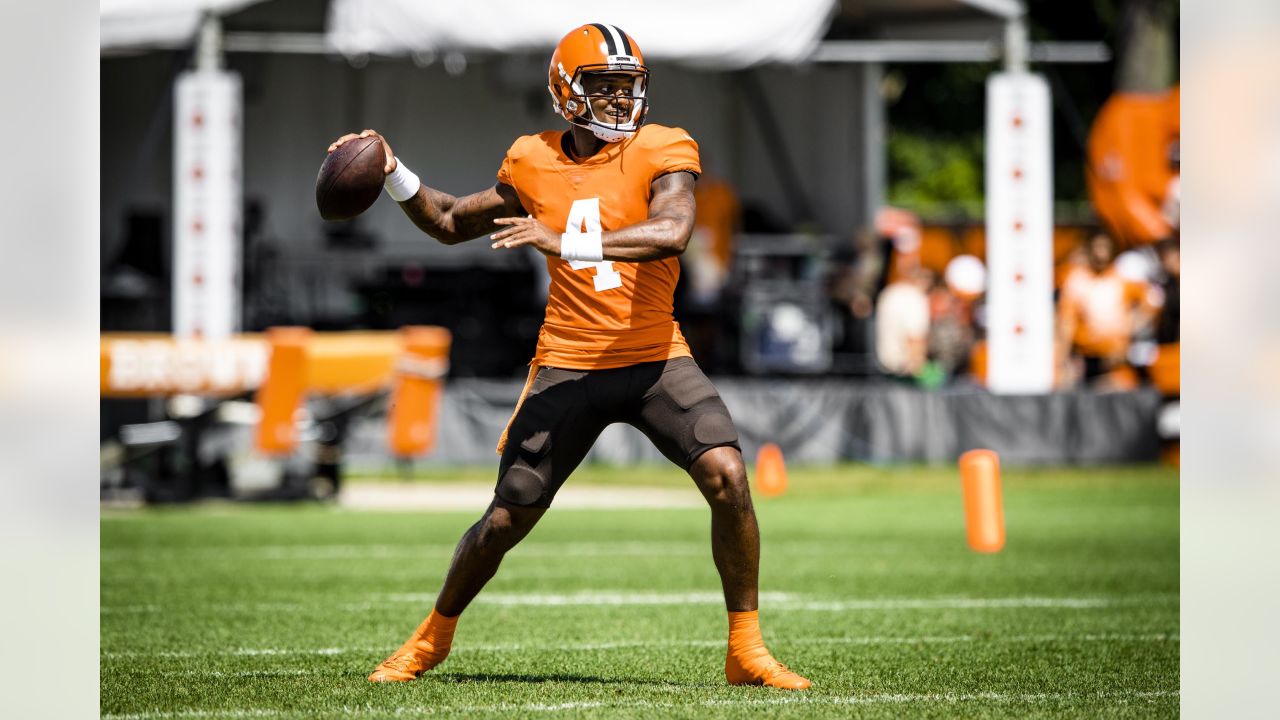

{"left": 328, "top": 23, "right": 810, "bottom": 690}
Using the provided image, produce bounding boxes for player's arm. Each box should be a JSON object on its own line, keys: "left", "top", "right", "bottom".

{"left": 327, "top": 129, "right": 525, "bottom": 246}
{"left": 489, "top": 171, "right": 697, "bottom": 261}
{"left": 596, "top": 170, "right": 698, "bottom": 261}
{"left": 399, "top": 181, "right": 525, "bottom": 246}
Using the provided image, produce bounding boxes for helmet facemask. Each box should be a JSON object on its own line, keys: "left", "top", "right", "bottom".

{"left": 553, "top": 65, "right": 649, "bottom": 143}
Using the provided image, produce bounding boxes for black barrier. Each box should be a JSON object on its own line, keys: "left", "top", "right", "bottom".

{"left": 337, "top": 380, "right": 1163, "bottom": 467}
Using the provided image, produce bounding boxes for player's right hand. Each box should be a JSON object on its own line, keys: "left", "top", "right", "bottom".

{"left": 327, "top": 129, "right": 397, "bottom": 174}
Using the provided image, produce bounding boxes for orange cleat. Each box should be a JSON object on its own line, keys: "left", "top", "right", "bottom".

{"left": 724, "top": 609, "right": 811, "bottom": 689}
{"left": 368, "top": 610, "right": 456, "bottom": 682}
{"left": 367, "top": 638, "right": 450, "bottom": 682}
{"left": 725, "top": 648, "right": 812, "bottom": 690}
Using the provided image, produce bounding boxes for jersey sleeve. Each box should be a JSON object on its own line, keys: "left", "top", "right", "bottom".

{"left": 496, "top": 144, "right": 516, "bottom": 187}
{"left": 652, "top": 126, "right": 702, "bottom": 180}
{"left": 497, "top": 134, "right": 539, "bottom": 188}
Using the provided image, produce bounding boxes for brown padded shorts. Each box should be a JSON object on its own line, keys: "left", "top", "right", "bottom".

{"left": 495, "top": 356, "right": 741, "bottom": 508}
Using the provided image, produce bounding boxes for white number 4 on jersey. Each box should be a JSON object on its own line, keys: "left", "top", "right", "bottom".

{"left": 565, "top": 198, "right": 622, "bottom": 292}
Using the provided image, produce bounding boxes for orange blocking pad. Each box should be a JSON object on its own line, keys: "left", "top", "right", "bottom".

{"left": 754, "top": 443, "right": 788, "bottom": 497}
{"left": 254, "top": 327, "right": 312, "bottom": 456}
{"left": 102, "top": 328, "right": 452, "bottom": 459}
{"left": 959, "top": 449, "right": 1005, "bottom": 553}
{"left": 387, "top": 327, "right": 453, "bottom": 457}
{"left": 306, "top": 332, "right": 405, "bottom": 395}
{"left": 100, "top": 330, "right": 445, "bottom": 397}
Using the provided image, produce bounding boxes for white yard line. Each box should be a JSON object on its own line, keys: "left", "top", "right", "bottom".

{"left": 102, "top": 689, "right": 1180, "bottom": 719}
{"left": 701, "top": 689, "right": 1180, "bottom": 707}
{"left": 104, "top": 647, "right": 357, "bottom": 660}
{"left": 103, "top": 707, "right": 280, "bottom": 712}
{"left": 785, "top": 597, "right": 1137, "bottom": 610}
{"left": 101, "top": 591, "right": 1176, "bottom": 615}
{"left": 102, "top": 541, "right": 709, "bottom": 562}
{"left": 101, "top": 632, "right": 1177, "bottom": 661}
{"left": 102, "top": 603, "right": 307, "bottom": 615}
{"left": 385, "top": 591, "right": 1176, "bottom": 610}
{"left": 382, "top": 590, "right": 795, "bottom": 606}
{"left": 154, "top": 670, "right": 319, "bottom": 678}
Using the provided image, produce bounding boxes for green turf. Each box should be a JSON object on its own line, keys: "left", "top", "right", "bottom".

{"left": 101, "top": 464, "right": 1179, "bottom": 718}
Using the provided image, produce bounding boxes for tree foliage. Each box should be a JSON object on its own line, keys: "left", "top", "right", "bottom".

{"left": 883, "top": 0, "right": 1178, "bottom": 222}
{"left": 887, "top": 130, "right": 985, "bottom": 220}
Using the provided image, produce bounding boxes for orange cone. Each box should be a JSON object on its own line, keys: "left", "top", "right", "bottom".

{"left": 959, "top": 449, "right": 1005, "bottom": 553}
{"left": 755, "top": 443, "right": 788, "bottom": 497}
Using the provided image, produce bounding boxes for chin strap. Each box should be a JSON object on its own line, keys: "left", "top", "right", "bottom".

{"left": 565, "top": 98, "right": 644, "bottom": 143}
{"left": 590, "top": 126, "right": 631, "bottom": 143}
{"left": 563, "top": 116, "right": 632, "bottom": 144}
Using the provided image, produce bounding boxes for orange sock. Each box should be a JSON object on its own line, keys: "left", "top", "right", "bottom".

{"left": 725, "top": 609, "right": 811, "bottom": 689}
{"left": 727, "top": 610, "right": 769, "bottom": 662}
{"left": 410, "top": 608, "right": 458, "bottom": 649}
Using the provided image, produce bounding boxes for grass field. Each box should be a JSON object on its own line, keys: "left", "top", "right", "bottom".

{"left": 102, "top": 464, "right": 1179, "bottom": 718}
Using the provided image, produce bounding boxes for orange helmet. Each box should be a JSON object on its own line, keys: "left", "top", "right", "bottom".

{"left": 548, "top": 23, "right": 648, "bottom": 142}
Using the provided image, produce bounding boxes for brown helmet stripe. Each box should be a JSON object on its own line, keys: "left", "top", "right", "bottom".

{"left": 608, "top": 24, "right": 633, "bottom": 56}
{"left": 589, "top": 23, "right": 618, "bottom": 56}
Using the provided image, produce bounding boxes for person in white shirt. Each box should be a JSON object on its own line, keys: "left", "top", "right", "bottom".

{"left": 875, "top": 267, "right": 934, "bottom": 378}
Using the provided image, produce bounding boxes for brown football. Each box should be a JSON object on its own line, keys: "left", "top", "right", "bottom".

{"left": 315, "top": 135, "right": 386, "bottom": 221}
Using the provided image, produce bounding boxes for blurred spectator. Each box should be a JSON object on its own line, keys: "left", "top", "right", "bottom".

{"left": 1115, "top": 244, "right": 1165, "bottom": 374}
{"left": 841, "top": 228, "right": 883, "bottom": 321}
{"left": 1154, "top": 237, "right": 1179, "bottom": 344}
{"left": 826, "top": 228, "right": 877, "bottom": 373}
{"left": 927, "top": 255, "right": 985, "bottom": 383}
{"left": 843, "top": 208, "right": 922, "bottom": 321}
{"left": 686, "top": 167, "right": 740, "bottom": 308}
{"left": 1161, "top": 138, "right": 1180, "bottom": 232}
{"left": 877, "top": 207, "right": 924, "bottom": 288}
{"left": 679, "top": 163, "right": 741, "bottom": 371}
{"left": 1056, "top": 233, "right": 1159, "bottom": 387}
{"left": 876, "top": 266, "right": 933, "bottom": 380}
{"left": 1160, "top": 175, "right": 1179, "bottom": 232}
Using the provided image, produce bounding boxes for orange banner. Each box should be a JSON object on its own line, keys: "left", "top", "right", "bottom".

{"left": 100, "top": 330, "right": 445, "bottom": 398}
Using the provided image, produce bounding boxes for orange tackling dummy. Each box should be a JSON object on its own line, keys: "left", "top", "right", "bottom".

{"left": 959, "top": 449, "right": 1005, "bottom": 553}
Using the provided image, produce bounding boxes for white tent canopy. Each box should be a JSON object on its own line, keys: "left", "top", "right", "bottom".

{"left": 326, "top": 0, "right": 838, "bottom": 68}
{"left": 100, "top": 0, "right": 268, "bottom": 51}
{"left": 102, "top": 0, "right": 838, "bottom": 67}
{"left": 102, "top": 1, "right": 1074, "bottom": 69}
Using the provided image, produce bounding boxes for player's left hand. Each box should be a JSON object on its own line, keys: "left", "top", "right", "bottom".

{"left": 490, "top": 216, "right": 560, "bottom": 256}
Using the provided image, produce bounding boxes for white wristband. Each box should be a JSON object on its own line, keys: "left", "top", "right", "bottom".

{"left": 384, "top": 158, "right": 421, "bottom": 202}
{"left": 560, "top": 232, "right": 603, "bottom": 262}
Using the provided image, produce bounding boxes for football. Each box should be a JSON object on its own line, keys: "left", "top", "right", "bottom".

{"left": 315, "top": 135, "right": 386, "bottom": 221}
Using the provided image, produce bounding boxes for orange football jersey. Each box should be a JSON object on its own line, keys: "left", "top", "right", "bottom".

{"left": 497, "top": 123, "right": 702, "bottom": 370}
